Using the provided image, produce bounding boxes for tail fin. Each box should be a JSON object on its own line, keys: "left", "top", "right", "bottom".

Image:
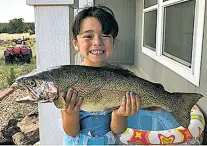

{"left": 170, "top": 93, "right": 203, "bottom": 128}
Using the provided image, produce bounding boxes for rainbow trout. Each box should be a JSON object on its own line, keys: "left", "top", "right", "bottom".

{"left": 11, "top": 65, "right": 203, "bottom": 128}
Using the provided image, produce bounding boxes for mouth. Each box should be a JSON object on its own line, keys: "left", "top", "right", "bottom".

{"left": 89, "top": 50, "right": 105, "bottom": 55}
{"left": 11, "top": 82, "right": 39, "bottom": 99}
{"left": 24, "top": 83, "right": 40, "bottom": 100}
{"left": 12, "top": 82, "right": 41, "bottom": 103}
{"left": 16, "top": 83, "right": 51, "bottom": 103}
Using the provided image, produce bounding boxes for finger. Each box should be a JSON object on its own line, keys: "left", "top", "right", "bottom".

{"left": 59, "top": 91, "right": 67, "bottom": 110}
{"left": 125, "top": 92, "right": 131, "bottom": 115}
{"left": 74, "top": 97, "right": 84, "bottom": 112}
{"left": 68, "top": 89, "right": 78, "bottom": 110}
{"left": 65, "top": 88, "right": 73, "bottom": 104}
{"left": 60, "top": 91, "right": 67, "bottom": 99}
{"left": 130, "top": 92, "right": 137, "bottom": 115}
{"left": 136, "top": 95, "right": 141, "bottom": 112}
{"left": 120, "top": 96, "right": 126, "bottom": 111}
{"left": 114, "top": 96, "right": 126, "bottom": 115}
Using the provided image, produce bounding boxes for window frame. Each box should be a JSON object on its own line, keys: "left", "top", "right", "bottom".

{"left": 141, "top": 0, "right": 206, "bottom": 86}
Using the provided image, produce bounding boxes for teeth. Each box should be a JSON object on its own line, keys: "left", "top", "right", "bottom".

{"left": 90, "top": 50, "right": 104, "bottom": 54}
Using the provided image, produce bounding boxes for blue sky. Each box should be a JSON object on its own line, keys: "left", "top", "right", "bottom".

{"left": 0, "top": 0, "right": 34, "bottom": 23}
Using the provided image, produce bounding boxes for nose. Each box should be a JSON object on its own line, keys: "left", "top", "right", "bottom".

{"left": 93, "top": 36, "right": 104, "bottom": 46}
{"left": 11, "top": 82, "right": 18, "bottom": 89}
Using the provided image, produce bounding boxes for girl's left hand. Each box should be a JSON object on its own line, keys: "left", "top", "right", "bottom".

{"left": 113, "top": 91, "right": 140, "bottom": 116}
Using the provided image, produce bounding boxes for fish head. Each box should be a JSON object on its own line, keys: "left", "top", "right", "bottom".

{"left": 11, "top": 71, "right": 58, "bottom": 103}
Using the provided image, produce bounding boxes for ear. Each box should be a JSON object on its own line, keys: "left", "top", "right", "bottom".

{"left": 72, "top": 39, "right": 79, "bottom": 51}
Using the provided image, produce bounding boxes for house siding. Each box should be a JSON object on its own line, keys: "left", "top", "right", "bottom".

{"left": 134, "top": 0, "right": 207, "bottom": 143}
{"left": 94, "top": 0, "right": 136, "bottom": 64}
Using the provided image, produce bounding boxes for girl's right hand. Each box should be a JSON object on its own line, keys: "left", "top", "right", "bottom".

{"left": 62, "top": 88, "right": 84, "bottom": 115}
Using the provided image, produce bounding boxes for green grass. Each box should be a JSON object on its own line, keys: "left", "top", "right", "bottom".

{"left": 0, "top": 42, "right": 36, "bottom": 90}
{"left": 0, "top": 61, "right": 36, "bottom": 90}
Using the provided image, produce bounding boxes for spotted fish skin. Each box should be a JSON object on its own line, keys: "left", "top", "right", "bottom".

{"left": 13, "top": 64, "right": 203, "bottom": 128}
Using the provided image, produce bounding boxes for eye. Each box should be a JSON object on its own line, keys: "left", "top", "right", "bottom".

{"left": 83, "top": 35, "right": 93, "bottom": 39}
{"left": 28, "top": 79, "right": 37, "bottom": 87}
{"left": 102, "top": 34, "right": 111, "bottom": 38}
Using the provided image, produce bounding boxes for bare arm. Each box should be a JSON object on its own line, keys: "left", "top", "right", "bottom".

{"left": 110, "top": 111, "right": 128, "bottom": 134}
{"left": 110, "top": 92, "right": 140, "bottom": 134}
{"left": 61, "top": 111, "right": 80, "bottom": 136}
{"left": 60, "top": 88, "right": 83, "bottom": 137}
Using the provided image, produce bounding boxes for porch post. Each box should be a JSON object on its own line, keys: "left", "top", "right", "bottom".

{"left": 26, "top": 0, "right": 78, "bottom": 144}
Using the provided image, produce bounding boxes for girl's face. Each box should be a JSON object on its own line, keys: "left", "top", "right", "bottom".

{"left": 72, "top": 17, "right": 113, "bottom": 67}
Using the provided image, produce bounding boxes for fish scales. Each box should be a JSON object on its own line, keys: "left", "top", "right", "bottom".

{"left": 12, "top": 65, "right": 203, "bottom": 128}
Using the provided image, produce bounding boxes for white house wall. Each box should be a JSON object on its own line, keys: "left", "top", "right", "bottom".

{"left": 26, "top": 0, "right": 80, "bottom": 145}
{"left": 34, "top": 6, "right": 71, "bottom": 71}
{"left": 35, "top": 6, "right": 73, "bottom": 145}
{"left": 134, "top": 0, "right": 207, "bottom": 144}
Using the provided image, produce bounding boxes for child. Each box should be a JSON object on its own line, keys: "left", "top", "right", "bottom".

{"left": 61, "top": 5, "right": 140, "bottom": 145}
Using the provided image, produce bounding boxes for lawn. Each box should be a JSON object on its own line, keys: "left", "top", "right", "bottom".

{"left": 0, "top": 33, "right": 36, "bottom": 90}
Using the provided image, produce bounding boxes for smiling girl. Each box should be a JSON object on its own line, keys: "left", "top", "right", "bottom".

{"left": 61, "top": 5, "right": 140, "bottom": 145}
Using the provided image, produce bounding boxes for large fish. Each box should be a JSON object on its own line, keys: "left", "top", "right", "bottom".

{"left": 11, "top": 64, "right": 203, "bottom": 128}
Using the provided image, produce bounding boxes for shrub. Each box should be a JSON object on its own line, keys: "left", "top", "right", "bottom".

{"left": 7, "top": 67, "right": 16, "bottom": 86}
{"left": 11, "top": 42, "right": 16, "bottom": 46}
{"left": 2, "top": 44, "right": 9, "bottom": 48}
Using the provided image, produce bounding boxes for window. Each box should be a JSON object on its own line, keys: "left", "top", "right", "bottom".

{"left": 142, "top": 0, "right": 205, "bottom": 86}
{"left": 143, "top": 10, "right": 157, "bottom": 51}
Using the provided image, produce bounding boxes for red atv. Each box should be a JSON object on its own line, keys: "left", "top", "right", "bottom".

{"left": 4, "top": 45, "right": 32, "bottom": 64}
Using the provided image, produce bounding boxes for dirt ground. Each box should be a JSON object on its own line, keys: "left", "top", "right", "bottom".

{"left": 0, "top": 33, "right": 35, "bottom": 40}
{"left": 0, "top": 88, "right": 37, "bottom": 129}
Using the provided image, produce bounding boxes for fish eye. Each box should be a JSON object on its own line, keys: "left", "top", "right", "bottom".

{"left": 28, "top": 79, "right": 37, "bottom": 87}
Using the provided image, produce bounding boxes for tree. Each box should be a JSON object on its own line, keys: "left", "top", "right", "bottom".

{"left": 0, "top": 23, "right": 9, "bottom": 33}
{"left": 27, "top": 23, "right": 35, "bottom": 33}
{"left": 0, "top": 18, "right": 35, "bottom": 34}
{"left": 28, "top": 29, "right": 34, "bottom": 35}
{"left": 8, "top": 18, "right": 27, "bottom": 34}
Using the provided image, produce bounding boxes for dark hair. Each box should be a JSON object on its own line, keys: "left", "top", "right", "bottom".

{"left": 72, "top": 5, "right": 119, "bottom": 40}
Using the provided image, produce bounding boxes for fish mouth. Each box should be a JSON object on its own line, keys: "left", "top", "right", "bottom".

{"left": 23, "top": 83, "right": 41, "bottom": 101}
{"left": 22, "top": 81, "right": 54, "bottom": 102}
{"left": 89, "top": 50, "right": 105, "bottom": 55}
{"left": 11, "top": 82, "right": 18, "bottom": 89}
{"left": 15, "top": 95, "right": 49, "bottom": 103}
{"left": 12, "top": 82, "right": 49, "bottom": 103}
{"left": 11, "top": 81, "right": 39, "bottom": 99}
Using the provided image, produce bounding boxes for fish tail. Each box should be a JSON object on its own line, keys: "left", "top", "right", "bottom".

{"left": 170, "top": 93, "right": 203, "bottom": 128}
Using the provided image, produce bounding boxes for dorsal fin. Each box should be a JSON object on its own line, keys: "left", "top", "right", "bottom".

{"left": 103, "top": 64, "right": 137, "bottom": 77}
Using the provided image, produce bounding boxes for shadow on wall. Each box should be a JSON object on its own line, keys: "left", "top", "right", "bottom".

{"left": 203, "top": 115, "right": 207, "bottom": 144}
